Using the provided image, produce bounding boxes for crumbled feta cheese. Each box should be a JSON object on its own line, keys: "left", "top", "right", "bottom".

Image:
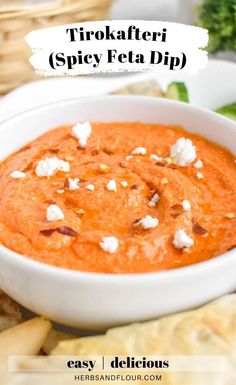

{"left": 150, "top": 154, "right": 163, "bottom": 161}
{"left": 46, "top": 204, "right": 64, "bottom": 222}
{"left": 65, "top": 155, "right": 74, "bottom": 161}
{"left": 196, "top": 172, "right": 204, "bottom": 179}
{"left": 86, "top": 184, "right": 95, "bottom": 191}
{"left": 173, "top": 229, "right": 194, "bottom": 249}
{"left": 75, "top": 208, "right": 85, "bottom": 216}
{"left": 164, "top": 157, "right": 172, "bottom": 164}
{"left": 194, "top": 159, "right": 203, "bottom": 169}
{"left": 132, "top": 147, "right": 147, "bottom": 155}
{"left": 99, "top": 236, "right": 119, "bottom": 253}
{"left": 10, "top": 170, "right": 26, "bottom": 179}
{"left": 99, "top": 164, "right": 109, "bottom": 171}
{"left": 68, "top": 178, "right": 79, "bottom": 191}
{"left": 106, "top": 179, "right": 117, "bottom": 192}
{"left": 72, "top": 121, "right": 92, "bottom": 147}
{"left": 120, "top": 181, "right": 128, "bottom": 188}
{"left": 170, "top": 138, "right": 196, "bottom": 166}
{"left": 139, "top": 215, "right": 159, "bottom": 230}
{"left": 57, "top": 160, "right": 70, "bottom": 173}
{"left": 35, "top": 157, "right": 70, "bottom": 177}
{"left": 160, "top": 177, "right": 168, "bottom": 185}
{"left": 148, "top": 202, "right": 156, "bottom": 208}
{"left": 56, "top": 189, "right": 65, "bottom": 194}
{"left": 225, "top": 213, "right": 235, "bottom": 219}
{"left": 126, "top": 155, "right": 133, "bottom": 161}
{"left": 148, "top": 193, "right": 160, "bottom": 207}
{"left": 182, "top": 200, "right": 191, "bottom": 212}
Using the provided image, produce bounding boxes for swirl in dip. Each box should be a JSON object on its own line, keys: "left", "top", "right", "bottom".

{"left": 0, "top": 121, "right": 236, "bottom": 274}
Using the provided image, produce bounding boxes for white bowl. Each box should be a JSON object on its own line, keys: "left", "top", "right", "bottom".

{"left": 0, "top": 96, "right": 235, "bottom": 330}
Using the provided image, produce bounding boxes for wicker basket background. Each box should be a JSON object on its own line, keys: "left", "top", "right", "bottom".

{"left": 0, "top": 0, "right": 113, "bottom": 95}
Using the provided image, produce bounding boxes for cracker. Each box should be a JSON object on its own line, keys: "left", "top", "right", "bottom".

{"left": 112, "top": 80, "right": 164, "bottom": 97}
{"left": 42, "top": 329, "right": 76, "bottom": 355}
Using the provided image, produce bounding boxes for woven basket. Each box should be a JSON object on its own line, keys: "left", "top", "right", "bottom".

{"left": 0, "top": 0, "right": 113, "bottom": 95}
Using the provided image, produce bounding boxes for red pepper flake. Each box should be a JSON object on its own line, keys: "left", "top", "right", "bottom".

{"left": 103, "top": 148, "right": 114, "bottom": 155}
{"left": 91, "top": 149, "right": 99, "bottom": 156}
{"left": 167, "top": 164, "right": 178, "bottom": 170}
{"left": 48, "top": 148, "right": 59, "bottom": 154}
{"left": 77, "top": 146, "right": 86, "bottom": 151}
{"left": 83, "top": 161, "right": 94, "bottom": 165}
{"left": 45, "top": 199, "right": 56, "bottom": 205}
{"left": 40, "top": 229, "right": 56, "bottom": 237}
{"left": 22, "top": 162, "right": 33, "bottom": 172}
{"left": 119, "top": 161, "right": 128, "bottom": 168}
{"left": 155, "top": 162, "right": 166, "bottom": 167}
{"left": 131, "top": 218, "right": 144, "bottom": 234}
{"left": 131, "top": 218, "right": 142, "bottom": 227}
{"left": 171, "top": 204, "right": 183, "bottom": 218}
{"left": 192, "top": 221, "right": 207, "bottom": 235}
{"left": 56, "top": 226, "right": 77, "bottom": 237}
{"left": 64, "top": 178, "right": 70, "bottom": 189}
{"left": 131, "top": 184, "right": 138, "bottom": 190}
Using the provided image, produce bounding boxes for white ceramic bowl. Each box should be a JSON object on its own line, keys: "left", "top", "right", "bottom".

{"left": 0, "top": 96, "right": 235, "bottom": 330}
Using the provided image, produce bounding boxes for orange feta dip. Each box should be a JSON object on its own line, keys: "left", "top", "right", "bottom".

{"left": 0, "top": 121, "right": 235, "bottom": 273}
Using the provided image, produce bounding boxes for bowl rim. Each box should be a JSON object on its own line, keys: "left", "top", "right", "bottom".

{"left": 1, "top": 242, "right": 236, "bottom": 284}
{"left": 0, "top": 94, "right": 236, "bottom": 284}
{"left": 1, "top": 92, "right": 236, "bottom": 127}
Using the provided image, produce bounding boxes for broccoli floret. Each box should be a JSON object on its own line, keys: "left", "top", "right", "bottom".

{"left": 196, "top": 0, "right": 236, "bottom": 53}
